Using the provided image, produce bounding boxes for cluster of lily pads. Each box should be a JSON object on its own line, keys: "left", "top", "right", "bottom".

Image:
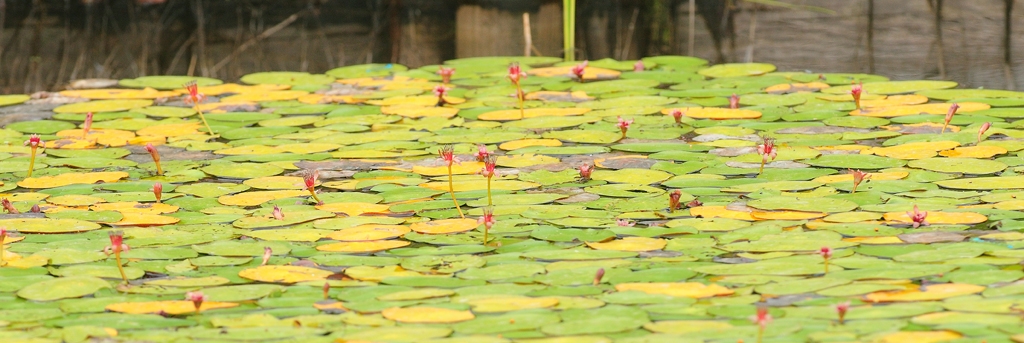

{"left": 2, "top": 55, "right": 1024, "bottom": 343}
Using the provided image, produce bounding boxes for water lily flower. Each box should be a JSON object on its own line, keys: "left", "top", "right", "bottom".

{"left": 82, "top": 112, "right": 94, "bottom": 139}
{"left": 151, "top": 183, "right": 163, "bottom": 203}
{"left": 1, "top": 198, "right": 18, "bottom": 214}
{"left": 437, "top": 66, "right": 455, "bottom": 84}
{"left": 757, "top": 135, "right": 778, "bottom": 175}
{"left": 508, "top": 62, "right": 526, "bottom": 84}
{"left": 185, "top": 291, "right": 206, "bottom": 313}
{"left": 670, "top": 109, "right": 684, "bottom": 125}
{"left": 617, "top": 116, "right": 633, "bottom": 141}
{"left": 750, "top": 306, "right": 773, "bottom": 343}
{"left": 571, "top": 60, "right": 588, "bottom": 81}
{"left": 480, "top": 155, "right": 498, "bottom": 206}
{"left": 433, "top": 85, "right": 450, "bottom": 107}
{"left": 578, "top": 163, "right": 594, "bottom": 182}
{"left": 819, "top": 246, "right": 833, "bottom": 274}
{"left": 272, "top": 205, "right": 284, "bottom": 220}
{"left": 978, "top": 122, "right": 992, "bottom": 145}
{"left": 616, "top": 219, "right": 635, "bottom": 227}
{"left": 475, "top": 144, "right": 490, "bottom": 162}
{"left": 687, "top": 199, "right": 703, "bottom": 208}
{"left": 729, "top": 94, "right": 740, "bottom": 109}
{"left": 835, "top": 301, "right": 851, "bottom": 325}
{"left": 145, "top": 143, "right": 163, "bottom": 176}
{"left": 183, "top": 80, "right": 214, "bottom": 135}
{"left": 633, "top": 60, "right": 644, "bottom": 72}
{"left": 302, "top": 169, "right": 323, "bottom": 205}
{"left": 24, "top": 134, "right": 43, "bottom": 178}
{"left": 850, "top": 83, "right": 863, "bottom": 110}
{"left": 908, "top": 205, "right": 929, "bottom": 228}
{"left": 261, "top": 246, "right": 272, "bottom": 266}
{"left": 29, "top": 204, "right": 40, "bottom": 213}
{"left": 668, "top": 190, "right": 683, "bottom": 213}
{"left": 508, "top": 63, "right": 527, "bottom": 119}
{"left": 479, "top": 206, "right": 496, "bottom": 246}
{"left": 942, "top": 103, "right": 959, "bottom": 134}
{"left": 593, "top": 268, "right": 605, "bottom": 285}
{"left": 849, "top": 169, "right": 869, "bottom": 193}
{"left": 439, "top": 144, "right": 464, "bottom": 218}
{"left": 104, "top": 230, "right": 131, "bottom": 284}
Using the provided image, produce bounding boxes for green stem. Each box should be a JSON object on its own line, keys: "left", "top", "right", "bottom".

{"left": 27, "top": 148, "right": 36, "bottom": 178}
{"left": 448, "top": 164, "right": 464, "bottom": 218}
{"left": 487, "top": 176, "right": 493, "bottom": 207}
{"left": 0, "top": 236, "right": 5, "bottom": 266}
{"left": 308, "top": 187, "right": 323, "bottom": 205}
{"left": 195, "top": 106, "right": 215, "bottom": 136}
{"left": 115, "top": 252, "right": 128, "bottom": 284}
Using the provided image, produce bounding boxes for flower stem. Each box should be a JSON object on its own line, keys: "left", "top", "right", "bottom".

{"left": 483, "top": 225, "right": 489, "bottom": 247}
{"left": 448, "top": 164, "right": 464, "bottom": 218}
{"left": 757, "top": 326, "right": 764, "bottom": 343}
{"left": 0, "top": 236, "right": 5, "bottom": 266}
{"left": 516, "top": 85, "right": 525, "bottom": 119}
{"left": 308, "top": 188, "right": 323, "bottom": 205}
{"left": 758, "top": 161, "right": 765, "bottom": 176}
{"left": 487, "top": 176, "right": 493, "bottom": 207}
{"left": 154, "top": 161, "right": 163, "bottom": 176}
{"left": 114, "top": 252, "right": 128, "bottom": 284}
{"left": 27, "top": 147, "right": 36, "bottom": 178}
{"left": 194, "top": 106, "right": 215, "bottom": 136}
{"left": 824, "top": 258, "right": 829, "bottom": 274}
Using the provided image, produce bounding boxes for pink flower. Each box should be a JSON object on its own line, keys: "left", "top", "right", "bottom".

{"left": 104, "top": 230, "right": 130, "bottom": 255}
{"left": 578, "top": 164, "right": 594, "bottom": 182}
{"left": 83, "top": 112, "right": 94, "bottom": 137}
{"left": 907, "top": 205, "right": 929, "bottom": 228}
{"left": 0, "top": 227, "right": 6, "bottom": 240}
{"left": 978, "top": 122, "right": 992, "bottom": 144}
{"left": 729, "top": 94, "right": 740, "bottom": 109}
{"left": 571, "top": 60, "right": 589, "bottom": 81}
{"left": 849, "top": 169, "right": 869, "bottom": 193}
{"left": 593, "top": 268, "right": 605, "bottom": 285}
{"left": 1, "top": 199, "right": 18, "bottom": 214}
{"left": 617, "top": 116, "right": 633, "bottom": 139}
{"left": 438, "top": 144, "right": 460, "bottom": 165}
{"left": 480, "top": 155, "right": 498, "bottom": 178}
{"left": 668, "top": 190, "right": 682, "bottom": 212}
{"left": 183, "top": 81, "right": 206, "bottom": 105}
{"left": 24, "top": 134, "right": 42, "bottom": 148}
{"left": 261, "top": 246, "right": 272, "bottom": 266}
{"left": 750, "top": 306, "right": 773, "bottom": 328}
{"left": 29, "top": 204, "right": 40, "bottom": 213}
{"left": 272, "top": 205, "right": 284, "bottom": 220}
{"left": 942, "top": 103, "right": 959, "bottom": 133}
{"left": 633, "top": 60, "right": 644, "bottom": 72}
{"left": 437, "top": 67, "right": 455, "bottom": 84}
{"left": 508, "top": 63, "right": 526, "bottom": 84}
{"left": 474, "top": 144, "right": 490, "bottom": 162}
{"left": 757, "top": 135, "right": 778, "bottom": 164}
{"left": 478, "top": 207, "right": 496, "bottom": 229}
{"left": 616, "top": 219, "right": 635, "bottom": 227}
{"left": 670, "top": 109, "right": 684, "bottom": 125}
{"left": 819, "top": 246, "right": 833, "bottom": 259}
{"left": 302, "top": 169, "right": 319, "bottom": 190}
{"left": 145, "top": 143, "right": 159, "bottom": 160}
{"left": 185, "top": 291, "right": 206, "bottom": 311}
{"left": 687, "top": 199, "right": 702, "bottom": 208}
{"left": 850, "top": 83, "right": 863, "bottom": 110}
{"left": 433, "top": 85, "right": 450, "bottom": 106}
{"left": 152, "top": 183, "right": 163, "bottom": 203}
{"left": 836, "top": 301, "right": 851, "bottom": 324}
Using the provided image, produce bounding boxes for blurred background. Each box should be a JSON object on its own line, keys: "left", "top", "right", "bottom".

{"left": 0, "top": 0, "right": 1019, "bottom": 93}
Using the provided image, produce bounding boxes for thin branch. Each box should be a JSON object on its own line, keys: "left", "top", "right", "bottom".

{"left": 210, "top": 11, "right": 303, "bottom": 74}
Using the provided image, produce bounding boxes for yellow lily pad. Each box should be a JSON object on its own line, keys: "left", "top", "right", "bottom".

{"left": 467, "top": 296, "right": 560, "bottom": 313}
{"left": 106, "top": 301, "right": 238, "bottom": 315}
{"left": 218, "top": 190, "right": 309, "bottom": 206}
{"left": 586, "top": 237, "right": 666, "bottom": 252}
{"left": 316, "top": 240, "right": 411, "bottom": 253}
{"left": 238, "top": 265, "right": 334, "bottom": 284}
{"left": 18, "top": 172, "right": 129, "bottom": 189}
{"left": 410, "top": 219, "right": 479, "bottom": 234}
{"left": 325, "top": 225, "right": 411, "bottom": 241}
{"left": 315, "top": 202, "right": 390, "bottom": 216}
{"left": 865, "top": 283, "right": 984, "bottom": 302}
{"left": 0, "top": 218, "right": 100, "bottom": 233}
